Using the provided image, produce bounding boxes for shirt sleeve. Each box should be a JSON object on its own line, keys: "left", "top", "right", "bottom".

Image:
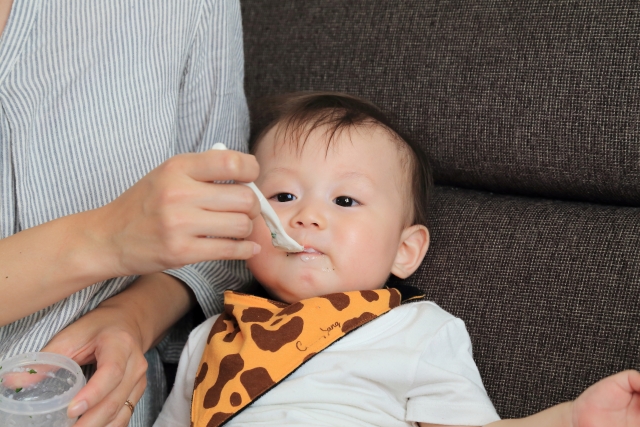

{"left": 154, "top": 316, "right": 219, "bottom": 427}
{"left": 163, "top": 0, "right": 252, "bottom": 340}
{"left": 406, "top": 318, "right": 501, "bottom": 426}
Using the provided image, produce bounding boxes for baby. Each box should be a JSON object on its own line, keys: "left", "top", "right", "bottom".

{"left": 153, "top": 92, "right": 640, "bottom": 427}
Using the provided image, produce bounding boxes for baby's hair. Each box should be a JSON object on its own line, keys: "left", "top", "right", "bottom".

{"left": 249, "top": 91, "right": 433, "bottom": 227}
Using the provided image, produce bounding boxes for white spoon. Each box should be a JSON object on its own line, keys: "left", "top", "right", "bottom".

{"left": 211, "top": 143, "right": 304, "bottom": 253}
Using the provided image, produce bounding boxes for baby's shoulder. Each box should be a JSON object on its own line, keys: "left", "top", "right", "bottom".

{"left": 394, "top": 300, "right": 469, "bottom": 342}
{"left": 394, "top": 300, "right": 460, "bottom": 328}
{"left": 357, "top": 300, "right": 467, "bottom": 346}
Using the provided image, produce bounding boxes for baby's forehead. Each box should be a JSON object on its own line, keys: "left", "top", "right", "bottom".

{"left": 257, "top": 121, "right": 412, "bottom": 187}
{"left": 260, "top": 120, "right": 408, "bottom": 163}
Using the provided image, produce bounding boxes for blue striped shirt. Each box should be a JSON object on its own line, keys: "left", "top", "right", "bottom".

{"left": 0, "top": 0, "right": 250, "bottom": 425}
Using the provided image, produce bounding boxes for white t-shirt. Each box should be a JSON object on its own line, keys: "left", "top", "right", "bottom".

{"left": 154, "top": 301, "right": 500, "bottom": 427}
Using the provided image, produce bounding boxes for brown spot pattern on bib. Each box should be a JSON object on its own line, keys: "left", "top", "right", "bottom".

{"left": 203, "top": 354, "right": 244, "bottom": 409}
{"left": 251, "top": 317, "right": 304, "bottom": 352}
{"left": 320, "top": 293, "right": 350, "bottom": 311}
{"left": 206, "top": 412, "right": 232, "bottom": 427}
{"left": 342, "top": 312, "right": 377, "bottom": 333}
{"left": 389, "top": 289, "right": 401, "bottom": 309}
{"left": 194, "top": 362, "right": 208, "bottom": 389}
{"left": 224, "top": 304, "right": 235, "bottom": 316}
{"left": 270, "top": 318, "right": 283, "bottom": 326}
{"left": 302, "top": 352, "right": 317, "bottom": 363}
{"left": 360, "top": 290, "right": 379, "bottom": 302}
{"left": 276, "top": 301, "right": 304, "bottom": 316}
{"left": 241, "top": 307, "right": 274, "bottom": 322}
{"left": 229, "top": 392, "right": 242, "bottom": 407}
{"left": 240, "top": 367, "right": 276, "bottom": 399}
{"left": 207, "top": 312, "right": 231, "bottom": 344}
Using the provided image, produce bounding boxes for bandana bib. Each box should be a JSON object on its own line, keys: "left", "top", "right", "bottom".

{"left": 191, "top": 288, "right": 403, "bottom": 427}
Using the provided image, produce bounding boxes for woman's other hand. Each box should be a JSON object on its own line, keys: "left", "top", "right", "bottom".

{"left": 42, "top": 304, "right": 147, "bottom": 427}
{"left": 42, "top": 273, "right": 195, "bottom": 427}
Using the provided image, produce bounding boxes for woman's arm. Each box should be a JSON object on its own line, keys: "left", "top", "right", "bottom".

{"left": 0, "top": 148, "right": 260, "bottom": 326}
{"left": 43, "top": 271, "right": 197, "bottom": 427}
{"left": 0, "top": 209, "right": 116, "bottom": 326}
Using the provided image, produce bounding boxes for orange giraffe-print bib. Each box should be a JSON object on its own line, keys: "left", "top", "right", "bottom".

{"left": 191, "top": 288, "right": 402, "bottom": 427}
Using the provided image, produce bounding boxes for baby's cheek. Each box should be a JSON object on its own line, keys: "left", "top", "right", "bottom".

{"left": 248, "top": 216, "right": 271, "bottom": 245}
{"left": 246, "top": 219, "right": 277, "bottom": 272}
{"left": 343, "top": 235, "right": 397, "bottom": 285}
{"left": 246, "top": 254, "right": 267, "bottom": 279}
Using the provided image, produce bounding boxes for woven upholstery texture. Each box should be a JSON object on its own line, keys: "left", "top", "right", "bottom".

{"left": 242, "top": 0, "right": 640, "bottom": 205}
{"left": 389, "top": 187, "right": 640, "bottom": 418}
{"left": 241, "top": 0, "right": 640, "bottom": 420}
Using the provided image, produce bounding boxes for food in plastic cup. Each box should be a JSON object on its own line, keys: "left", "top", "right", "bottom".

{"left": 0, "top": 352, "right": 86, "bottom": 427}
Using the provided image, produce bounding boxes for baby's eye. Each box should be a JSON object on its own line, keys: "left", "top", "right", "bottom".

{"left": 272, "top": 193, "right": 296, "bottom": 203}
{"left": 333, "top": 196, "right": 360, "bottom": 207}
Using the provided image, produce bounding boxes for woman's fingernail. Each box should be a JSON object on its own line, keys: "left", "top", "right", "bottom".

{"left": 253, "top": 243, "right": 261, "bottom": 254}
{"left": 68, "top": 400, "right": 88, "bottom": 418}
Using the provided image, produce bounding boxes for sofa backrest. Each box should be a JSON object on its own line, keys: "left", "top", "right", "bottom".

{"left": 241, "top": 0, "right": 640, "bottom": 418}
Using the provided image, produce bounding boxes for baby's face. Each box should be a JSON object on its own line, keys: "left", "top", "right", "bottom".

{"left": 246, "top": 124, "right": 413, "bottom": 303}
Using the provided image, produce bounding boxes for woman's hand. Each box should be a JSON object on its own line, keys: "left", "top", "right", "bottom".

{"left": 571, "top": 370, "right": 640, "bottom": 427}
{"left": 93, "top": 149, "right": 262, "bottom": 278}
{"left": 0, "top": 149, "right": 260, "bottom": 325}
{"left": 42, "top": 273, "right": 196, "bottom": 427}
{"left": 42, "top": 304, "right": 148, "bottom": 427}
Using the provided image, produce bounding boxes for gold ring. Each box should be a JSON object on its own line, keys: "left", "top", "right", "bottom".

{"left": 124, "top": 399, "right": 135, "bottom": 415}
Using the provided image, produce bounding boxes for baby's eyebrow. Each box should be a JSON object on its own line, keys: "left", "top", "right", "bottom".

{"left": 262, "top": 168, "right": 375, "bottom": 187}
{"left": 262, "top": 167, "right": 294, "bottom": 179}
{"left": 337, "top": 171, "right": 375, "bottom": 186}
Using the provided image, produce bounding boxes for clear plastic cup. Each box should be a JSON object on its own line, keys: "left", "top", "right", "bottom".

{"left": 0, "top": 352, "right": 85, "bottom": 427}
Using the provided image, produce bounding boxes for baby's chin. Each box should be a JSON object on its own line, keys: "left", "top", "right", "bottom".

{"left": 253, "top": 265, "right": 389, "bottom": 303}
{"left": 260, "top": 276, "right": 342, "bottom": 304}
{"left": 261, "top": 286, "right": 308, "bottom": 304}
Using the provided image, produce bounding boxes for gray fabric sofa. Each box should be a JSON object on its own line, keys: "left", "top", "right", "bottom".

{"left": 240, "top": 0, "right": 640, "bottom": 419}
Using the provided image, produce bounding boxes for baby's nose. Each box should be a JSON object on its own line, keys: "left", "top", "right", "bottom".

{"left": 296, "top": 218, "right": 320, "bottom": 227}
{"left": 291, "top": 205, "right": 326, "bottom": 229}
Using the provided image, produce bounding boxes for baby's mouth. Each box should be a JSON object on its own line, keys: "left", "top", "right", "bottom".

{"left": 301, "top": 247, "right": 323, "bottom": 255}
{"left": 288, "top": 247, "right": 335, "bottom": 271}
{"left": 288, "top": 247, "right": 326, "bottom": 262}
{"left": 287, "top": 247, "right": 324, "bottom": 255}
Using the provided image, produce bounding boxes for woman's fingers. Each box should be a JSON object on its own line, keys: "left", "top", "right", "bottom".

{"left": 69, "top": 346, "right": 146, "bottom": 427}
{"left": 137, "top": 210, "right": 260, "bottom": 268}
{"left": 96, "top": 150, "right": 263, "bottom": 278}
{"left": 195, "top": 182, "right": 261, "bottom": 220}
{"left": 192, "top": 235, "right": 261, "bottom": 261}
{"left": 180, "top": 149, "right": 260, "bottom": 183}
{"left": 104, "top": 375, "right": 147, "bottom": 427}
{"left": 185, "top": 210, "right": 255, "bottom": 239}
{"left": 42, "top": 324, "right": 97, "bottom": 365}
{"left": 70, "top": 336, "right": 148, "bottom": 427}
{"left": 66, "top": 342, "right": 128, "bottom": 417}
{"left": 152, "top": 235, "right": 261, "bottom": 268}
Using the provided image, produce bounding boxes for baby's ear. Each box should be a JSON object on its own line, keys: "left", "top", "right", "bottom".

{"left": 390, "top": 225, "right": 430, "bottom": 279}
